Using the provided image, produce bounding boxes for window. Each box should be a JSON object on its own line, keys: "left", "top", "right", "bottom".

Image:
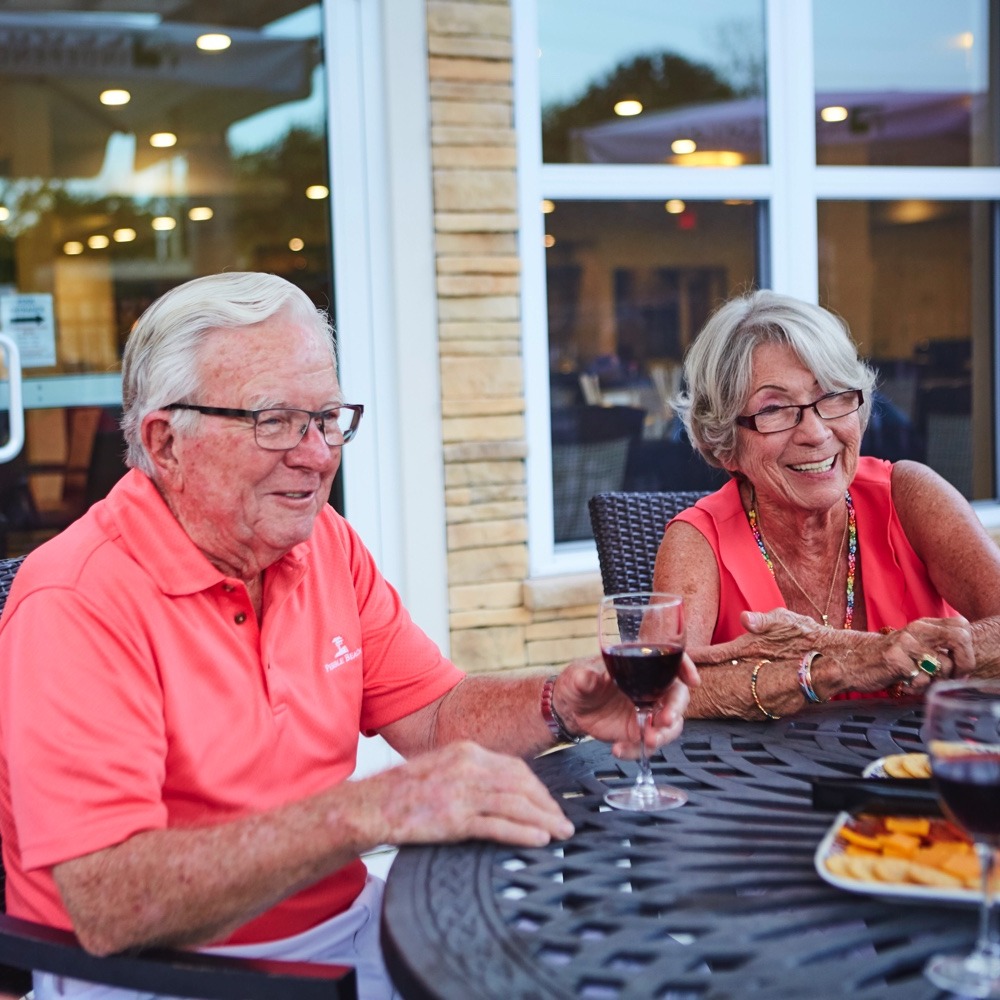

{"left": 518, "top": 0, "right": 1000, "bottom": 574}
{"left": 0, "top": 2, "right": 334, "bottom": 554}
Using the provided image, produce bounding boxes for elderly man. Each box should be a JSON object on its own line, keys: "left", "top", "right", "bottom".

{"left": 0, "top": 272, "right": 695, "bottom": 999}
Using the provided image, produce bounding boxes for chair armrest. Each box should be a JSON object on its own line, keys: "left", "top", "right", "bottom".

{"left": 0, "top": 913, "right": 356, "bottom": 1000}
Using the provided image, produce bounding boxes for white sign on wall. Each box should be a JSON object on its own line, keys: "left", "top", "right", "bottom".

{"left": 0, "top": 293, "right": 56, "bottom": 367}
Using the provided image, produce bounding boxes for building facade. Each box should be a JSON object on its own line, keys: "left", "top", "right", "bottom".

{"left": 1, "top": 0, "right": 998, "bottom": 687}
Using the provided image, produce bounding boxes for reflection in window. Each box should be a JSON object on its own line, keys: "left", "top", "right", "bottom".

{"left": 546, "top": 199, "right": 758, "bottom": 541}
{"left": 539, "top": 0, "right": 767, "bottom": 165}
{"left": 0, "top": 2, "right": 332, "bottom": 378}
{"left": 0, "top": 2, "right": 335, "bottom": 551}
{"left": 0, "top": 406, "right": 127, "bottom": 556}
{"left": 819, "top": 200, "right": 991, "bottom": 499}
{"left": 813, "top": 0, "right": 999, "bottom": 167}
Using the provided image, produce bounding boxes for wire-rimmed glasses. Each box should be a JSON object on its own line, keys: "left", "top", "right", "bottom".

{"left": 164, "top": 403, "right": 364, "bottom": 450}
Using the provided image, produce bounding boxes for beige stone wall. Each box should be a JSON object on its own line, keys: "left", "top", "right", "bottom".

{"left": 427, "top": 0, "right": 602, "bottom": 673}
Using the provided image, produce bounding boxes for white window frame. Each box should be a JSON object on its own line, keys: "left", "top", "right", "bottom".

{"left": 324, "top": 0, "right": 449, "bottom": 649}
{"left": 515, "top": 0, "right": 1000, "bottom": 578}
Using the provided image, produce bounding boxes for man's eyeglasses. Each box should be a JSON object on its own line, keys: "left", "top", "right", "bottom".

{"left": 164, "top": 403, "right": 364, "bottom": 451}
{"left": 735, "top": 389, "right": 864, "bottom": 434}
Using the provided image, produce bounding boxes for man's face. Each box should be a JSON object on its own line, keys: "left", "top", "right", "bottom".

{"left": 157, "top": 312, "right": 343, "bottom": 574}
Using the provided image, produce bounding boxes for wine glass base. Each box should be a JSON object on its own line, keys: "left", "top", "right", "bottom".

{"left": 604, "top": 785, "right": 687, "bottom": 812}
{"left": 925, "top": 952, "right": 1000, "bottom": 998}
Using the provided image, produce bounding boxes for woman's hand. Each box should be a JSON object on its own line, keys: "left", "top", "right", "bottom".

{"left": 691, "top": 607, "right": 974, "bottom": 696}
{"left": 848, "top": 615, "right": 975, "bottom": 693}
{"left": 689, "top": 607, "right": 823, "bottom": 665}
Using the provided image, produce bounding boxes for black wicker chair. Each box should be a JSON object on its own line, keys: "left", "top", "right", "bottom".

{"left": 588, "top": 491, "right": 712, "bottom": 595}
{"left": 0, "top": 554, "right": 357, "bottom": 999}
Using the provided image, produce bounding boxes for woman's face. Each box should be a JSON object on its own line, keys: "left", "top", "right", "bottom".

{"left": 725, "top": 341, "right": 861, "bottom": 512}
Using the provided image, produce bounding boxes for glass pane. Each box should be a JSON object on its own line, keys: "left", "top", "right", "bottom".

{"left": 546, "top": 198, "right": 757, "bottom": 541}
{"left": 0, "top": 2, "right": 332, "bottom": 379}
{"left": 539, "top": 0, "right": 767, "bottom": 165}
{"left": 814, "top": 0, "right": 999, "bottom": 167}
{"left": 0, "top": 3, "right": 335, "bottom": 552}
{"left": 0, "top": 405, "right": 127, "bottom": 556}
{"left": 818, "top": 200, "right": 992, "bottom": 499}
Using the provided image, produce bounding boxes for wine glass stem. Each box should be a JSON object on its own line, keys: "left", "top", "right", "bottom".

{"left": 634, "top": 707, "right": 654, "bottom": 792}
{"left": 972, "top": 842, "right": 1000, "bottom": 971}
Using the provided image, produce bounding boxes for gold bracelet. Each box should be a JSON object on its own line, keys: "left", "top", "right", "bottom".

{"left": 751, "top": 659, "right": 781, "bottom": 720}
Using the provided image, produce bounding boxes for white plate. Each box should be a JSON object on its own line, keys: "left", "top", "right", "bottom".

{"left": 813, "top": 755, "right": 979, "bottom": 906}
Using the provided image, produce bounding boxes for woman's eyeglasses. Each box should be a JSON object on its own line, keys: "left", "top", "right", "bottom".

{"left": 736, "top": 389, "right": 863, "bottom": 434}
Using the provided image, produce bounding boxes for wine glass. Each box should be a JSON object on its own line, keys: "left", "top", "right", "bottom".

{"left": 598, "top": 592, "right": 687, "bottom": 812}
{"left": 923, "top": 679, "right": 1000, "bottom": 997}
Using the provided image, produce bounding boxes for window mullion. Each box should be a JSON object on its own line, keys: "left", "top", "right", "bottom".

{"left": 766, "top": 0, "right": 818, "bottom": 299}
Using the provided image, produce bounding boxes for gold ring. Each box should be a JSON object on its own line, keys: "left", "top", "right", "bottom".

{"left": 917, "top": 654, "right": 941, "bottom": 676}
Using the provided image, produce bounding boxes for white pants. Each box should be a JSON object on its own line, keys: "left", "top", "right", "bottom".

{"left": 33, "top": 875, "right": 397, "bottom": 1000}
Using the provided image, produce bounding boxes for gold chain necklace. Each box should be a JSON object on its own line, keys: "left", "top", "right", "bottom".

{"left": 750, "top": 495, "right": 849, "bottom": 627}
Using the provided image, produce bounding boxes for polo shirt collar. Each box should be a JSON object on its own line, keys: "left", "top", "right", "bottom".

{"left": 104, "top": 470, "right": 308, "bottom": 597}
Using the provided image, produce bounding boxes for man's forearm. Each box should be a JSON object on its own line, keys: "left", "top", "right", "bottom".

{"left": 54, "top": 779, "right": 384, "bottom": 956}
{"left": 430, "top": 671, "right": 555, "bottom": 757}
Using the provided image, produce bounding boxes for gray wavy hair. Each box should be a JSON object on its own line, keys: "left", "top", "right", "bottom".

{"left": 673, "top": 289, "right": 876, "bottom": 469}
{"left": 120, "top": 272, "right": 336, "bottom": 476}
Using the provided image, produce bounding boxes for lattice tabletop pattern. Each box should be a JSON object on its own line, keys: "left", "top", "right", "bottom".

{"left": 382, "top": 701, "right": 974, "bottom": 1000}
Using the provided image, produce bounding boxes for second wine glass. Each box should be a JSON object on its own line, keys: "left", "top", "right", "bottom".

{"left": 923, "top": 679, "right": 1000, "bottom": 998}
{"left": 599, "top": 592, "right": 687, "bottom": 812}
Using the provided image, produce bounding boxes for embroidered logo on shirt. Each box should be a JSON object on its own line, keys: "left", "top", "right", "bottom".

{"left": 324, "top": 635, "right": 362, "bottom": 672}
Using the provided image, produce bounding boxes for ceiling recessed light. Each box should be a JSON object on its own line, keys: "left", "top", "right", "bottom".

{"left": 87, "top": 234, "right": 110, "bottom": 249}
{"left": 100, "top": 89, "right": 131, "bottom": 106}
{"left": 188, "top": 206, "right": 214, "bottom": 221}
{"left": 614, "top": 99, "right": 643, "bottom": 117}
{"left": 289, "top": 238, "right": 305, "bottom": 251}
{"left": 305, "top": 185, "right": 329, "bottom": 200}
{"left": 63, "top": 241, "right": 85, "bottom": 255}
{"left": 820, "top": 105, "right": 849, "bottom": 123}
{"left": 113, "top": 228, "right": 137, "bottom": 242}
{"left": 197, "top": 33, "right": 231, "bottom": 51}
{"left": 152, "top": 217, "right": 177, "bottom": 231}
{"left": 665, "top": 199, "right": 686, "bottom": 214}
{"left": 150, "top": 132, "right": 177, "bottom": 148}
{"left": 671, "top": 138, "right": 697, "bottom": 155}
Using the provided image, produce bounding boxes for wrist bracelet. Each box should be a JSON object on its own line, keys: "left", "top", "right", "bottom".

{"left": 541, "top": 675, "right": 584, "bottom": 744}
{"left": 751, "top": 659, "right": 781, "bottom": 720}
{"left": 797, "top": 650, "right": 825, "bottom": 704}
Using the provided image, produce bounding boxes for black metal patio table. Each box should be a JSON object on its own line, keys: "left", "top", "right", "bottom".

{"left": 381, "top": 700, "right": 979, "bottom": 999}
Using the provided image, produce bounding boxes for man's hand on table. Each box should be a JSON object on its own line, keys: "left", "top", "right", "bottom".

{"left": 363, "top": 742, "right": 575, "bottom": 848}
{"left": 553, "top": 655, "right": 699, "bottom": 759}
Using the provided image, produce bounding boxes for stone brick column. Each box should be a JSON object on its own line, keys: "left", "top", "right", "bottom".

{"left": 427, "top": 0, "right": 601, "bottom": 674}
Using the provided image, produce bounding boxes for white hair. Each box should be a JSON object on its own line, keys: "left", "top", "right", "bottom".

{"left": 673, "top": 289, "right": 876, "bottom": 469}
{"left": 120, "top": 272, "right": 336, "bottom": 476}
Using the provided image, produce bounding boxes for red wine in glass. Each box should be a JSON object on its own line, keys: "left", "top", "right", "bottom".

{"left": 598, "top": 592, "right": 687, "bottom": 812}
{"left": 601, "top": 643, "right": 683, "bottom": 708}
{"left": 924, "top": 680, "right": 1000, "bottom": 998}
{"left": 932, "top": 752, "right": 1000, "bottom": 844}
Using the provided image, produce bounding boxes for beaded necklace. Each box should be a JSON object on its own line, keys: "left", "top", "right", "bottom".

{"left": 748, "top": 490, "right": 856, "bottom": 629}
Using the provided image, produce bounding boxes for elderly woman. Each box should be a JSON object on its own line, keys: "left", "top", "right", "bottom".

{"left": 653, "top": 289, "right": 1000, "bottom": 719}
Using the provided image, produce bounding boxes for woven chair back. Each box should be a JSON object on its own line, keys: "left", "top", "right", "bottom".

{"left": 588, "top": 491, "right": 711, "bottom": 595}
{"left": 0, "top": 555, "right": 25, "bottom": 619}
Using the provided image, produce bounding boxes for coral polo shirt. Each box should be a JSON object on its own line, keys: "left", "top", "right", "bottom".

{"left": 0, "top": 470, "right": 463, "bottom": 944}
